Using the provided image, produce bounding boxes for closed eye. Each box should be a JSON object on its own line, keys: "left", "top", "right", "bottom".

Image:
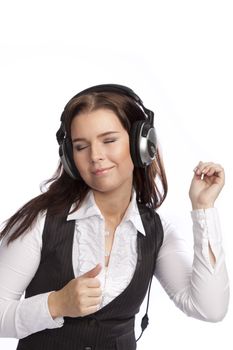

{"left": 74, "top": 138, "right": 118, "bottom": 151}
{"left": 75, "top": 145, "right": 88, "bottom": 151}
{"left": 104, "top": 138, "right": 118, "bottom": 144}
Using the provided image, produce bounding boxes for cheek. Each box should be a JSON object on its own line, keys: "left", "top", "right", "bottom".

{"left": 126, "top": 155, "right": 135, "bottom": 173}
{"left": 72, "top": 152, "right": 85, "bottom": 173}
{"left": 114, "top": 142, "right": 134, "bottom": 169}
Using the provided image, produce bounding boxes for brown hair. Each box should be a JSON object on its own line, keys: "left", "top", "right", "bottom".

{"left": 0, "top": 91, "right": 168, "bottom": 244}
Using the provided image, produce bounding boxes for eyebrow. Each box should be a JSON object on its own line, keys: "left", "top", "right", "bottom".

{"left": 72, "top": 131, "right": 120, "bottom": 143}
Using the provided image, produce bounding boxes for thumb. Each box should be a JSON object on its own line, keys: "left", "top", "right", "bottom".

{"left": 82, "top": 264, "right": 102, "bottom": 279}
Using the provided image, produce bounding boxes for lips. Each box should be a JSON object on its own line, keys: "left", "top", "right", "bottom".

{"left": 91, "top": 166, "right": 114, "bottom": 175}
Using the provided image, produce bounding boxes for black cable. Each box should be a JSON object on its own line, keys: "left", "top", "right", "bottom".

{"left": 136, "top": 168, "right": 158, "bottom": 342}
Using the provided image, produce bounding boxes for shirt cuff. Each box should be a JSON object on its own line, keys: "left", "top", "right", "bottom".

{"left": 15, "top": 292, "right": 64, "bottom": 339}
{"left": 190, "top": 207, "right": 222, "bottom": 262}
{"left": 46, "top": 291, "right": 64, "bottom": 327}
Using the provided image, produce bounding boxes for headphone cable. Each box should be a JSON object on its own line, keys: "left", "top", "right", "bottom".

{"left": 136, "top": 168, "right": 158, "bottom": 342}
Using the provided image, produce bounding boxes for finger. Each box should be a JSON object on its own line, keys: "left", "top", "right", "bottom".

{"left": 86, "top": 296, "right": 102, "bottom": 307}
{"left": 81, "top": 305, "right": 100, "bottom": 317}
{"left": 87, "top": 288, "right": 102, "bottom": 297}
{"left": 201, "top": 164, "right": 224, "bottom": 177}
{"left": 86, "top": 278, "right": 101, "bottom": 288}
{"left": 195, "top": 164, "right": 225, "bottom": 184}
{"left": 194, "top": 162, "right": 223, "bottom": 176}
{"left": 81, "top": 264, "right": 102, "bottom": 279}
{"left": 205, "top": 168, "right": 221, "bottom": 176}
{"left": 194, "top": 162, "right": 214, "bottom": 175}
{"left": 79, "top": 293, "right": 102, "bottom": 306}
{"left": 80, "top": 295, "right": 102, "bottom": 311}
{"left": 197, "top": 161, "right": 214, "bottom": 168}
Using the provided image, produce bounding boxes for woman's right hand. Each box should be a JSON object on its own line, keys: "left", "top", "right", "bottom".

{"left": 48, "top": 264, "right": 102, "bottom": 318}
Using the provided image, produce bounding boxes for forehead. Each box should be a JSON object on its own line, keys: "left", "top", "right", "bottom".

{"left": 71, "top": 108, "right": 125, "bottom": 136}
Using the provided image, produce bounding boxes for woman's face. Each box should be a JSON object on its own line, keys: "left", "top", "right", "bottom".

{"left": 71, "top": 108, "right": 134, "bottom": 194}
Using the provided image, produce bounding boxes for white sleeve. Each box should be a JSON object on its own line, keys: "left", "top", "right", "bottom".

{"left": 154, "top": 208, "right": 230, "bottom": 322}
{"left": 0, "top": 212, "right": 64, "bottom": 339}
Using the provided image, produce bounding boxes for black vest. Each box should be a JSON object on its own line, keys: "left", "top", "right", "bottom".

{"left": 17, "top": 204, "right": 163, "bottom": 350}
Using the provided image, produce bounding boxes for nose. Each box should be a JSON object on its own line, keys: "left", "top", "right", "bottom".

{"left": 90, "top": 143, "right": 104, "bottom": 163}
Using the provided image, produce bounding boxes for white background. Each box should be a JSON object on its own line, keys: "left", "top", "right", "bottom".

{"left": 0, "top": 0, "right": 232, "bottom": 349}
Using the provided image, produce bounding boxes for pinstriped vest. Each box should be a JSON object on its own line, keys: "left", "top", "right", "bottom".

{"left": 17, "top": 204, "right": 163, "bottom": 350}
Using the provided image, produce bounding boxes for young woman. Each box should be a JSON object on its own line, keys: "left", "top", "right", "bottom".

{"left": 0, "top": 84, "right": 229, "bottom": 350}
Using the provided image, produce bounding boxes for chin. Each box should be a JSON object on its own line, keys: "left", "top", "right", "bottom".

{"left": 90, "top": 185, "right": 117, "bottom": 193}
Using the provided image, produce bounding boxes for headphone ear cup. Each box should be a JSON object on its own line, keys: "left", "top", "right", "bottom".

{"left": 130, "top": 121, "right": 157, "bottom": 168}
{"left": 130, "top": 120, "right": 145, "bottom": 167}
{"left": 59, "top": 139, "right": 80, "bottom": 179}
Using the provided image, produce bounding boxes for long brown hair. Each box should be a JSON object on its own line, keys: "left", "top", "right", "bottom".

{"left": 0, "top": 91, "right": 168, "bottom": 244}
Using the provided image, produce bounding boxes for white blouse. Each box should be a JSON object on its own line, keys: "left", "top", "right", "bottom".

{"left": 0, "top": 191, "right": 229, "bottom": 339}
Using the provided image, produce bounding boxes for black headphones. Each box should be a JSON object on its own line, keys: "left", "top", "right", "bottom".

{"left": 56, "top": 84, "right": 157, "bottom": 179}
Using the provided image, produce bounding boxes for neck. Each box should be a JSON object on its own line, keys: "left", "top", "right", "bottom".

{"left": 93, "top": 184, "right": 133, "bottom": 224}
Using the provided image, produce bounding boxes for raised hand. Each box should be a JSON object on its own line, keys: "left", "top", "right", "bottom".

{"left": 189, "top": 161, "right": 225, "bottom": 210}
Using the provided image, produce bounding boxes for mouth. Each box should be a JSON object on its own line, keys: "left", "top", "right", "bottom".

{"left": 92, "top": 166, "right": 114, "bottom": 176}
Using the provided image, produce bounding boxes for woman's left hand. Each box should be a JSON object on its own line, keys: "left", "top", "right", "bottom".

{"left": 189, "top": 161, "right": 225, "bottom": 210}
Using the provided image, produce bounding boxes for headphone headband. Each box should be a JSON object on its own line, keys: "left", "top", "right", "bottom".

{"left": 70, "top": 84, "right": 142, "bottom": 103}
{"left": 60, "top": 84, "right": 154, "bottom": 125}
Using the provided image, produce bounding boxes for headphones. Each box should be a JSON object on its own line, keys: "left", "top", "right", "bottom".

{"left": 56, "top": 84, "right": 157, "bottom": 180}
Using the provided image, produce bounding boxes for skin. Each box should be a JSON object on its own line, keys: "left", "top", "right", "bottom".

{"left": 190, "top": 161, "right": 225, "bottom": 266}
{"left": 70, "top": 108, "right": 135, "bottom": 222}
{"left": 48, "top": 108, "right": 225, "bottom": 319}
{"left": 190, "top": 161, "right": 225, "bottom": 210}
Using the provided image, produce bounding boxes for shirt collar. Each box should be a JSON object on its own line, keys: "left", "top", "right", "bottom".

{"left": 67, "top": 191, "right": 103, "bottom": 221}
{"left": 67, "top": 190, "right": 146, "bottom": 236}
